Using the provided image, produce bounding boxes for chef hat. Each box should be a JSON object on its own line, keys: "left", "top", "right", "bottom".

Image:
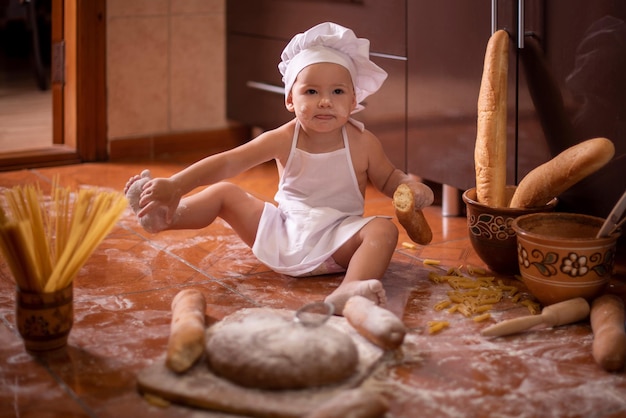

{"left": 278, "top": 22, "right": 388, "bottom": 110}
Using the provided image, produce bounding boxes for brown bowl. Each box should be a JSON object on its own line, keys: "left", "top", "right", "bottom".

{"left": 462, "top": 187, "right": 558, "bottom": 274}
{"left": 512, "top": 212, "right": 621, "bottom": 305}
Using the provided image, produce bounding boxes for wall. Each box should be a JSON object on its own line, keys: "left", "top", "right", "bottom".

{"left": 106, "top": 0, "right": 227, "bottom": 147}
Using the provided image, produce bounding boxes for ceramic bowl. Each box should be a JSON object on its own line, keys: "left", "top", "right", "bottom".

{"left": 512, "top": 212, "right": 621, "bottom": 305}
{"left": 462, "top": 186, "right": 558, "bottom": 274}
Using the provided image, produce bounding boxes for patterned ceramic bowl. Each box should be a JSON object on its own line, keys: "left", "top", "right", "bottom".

{"left": 463, "top": 187, "right": 558, "bottom": 274}
{"left": 512, "top": 212, "right": 621, "bottom": 305}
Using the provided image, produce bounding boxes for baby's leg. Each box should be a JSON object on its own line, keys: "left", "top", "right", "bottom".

{"left": 165, "top": 182, "right": 266, "bottom": 247}
{"left": 125, "top": 170, "right": 170, "bottom": 233}
{"left": 324, "top": 218, "right": 398, "bottom": 315}
{"left": 127, "top": 173, "right": 264, "bottom": 242}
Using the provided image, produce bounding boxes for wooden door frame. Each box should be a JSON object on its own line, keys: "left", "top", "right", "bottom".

{"left": 0, "top": 0, "right": 106, "bottom": 171}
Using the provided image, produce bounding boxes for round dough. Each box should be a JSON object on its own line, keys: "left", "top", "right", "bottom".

{"left": 205, "top": 308, "right": 359, "bottom": 390}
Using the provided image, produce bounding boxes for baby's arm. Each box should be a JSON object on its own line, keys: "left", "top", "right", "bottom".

{"left": 138, "top": 128, "right": 288, "bottom": 217}
{"left": 364, "top": 132, "right": 434, "bottom": 209}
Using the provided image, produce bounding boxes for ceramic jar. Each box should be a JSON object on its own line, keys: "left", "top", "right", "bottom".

{"left": 16, "top": 285, "right": 73, "bottom": 352}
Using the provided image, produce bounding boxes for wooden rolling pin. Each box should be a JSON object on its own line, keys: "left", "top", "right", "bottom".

{"left": 481, "top": 297, "right": 590, "bottom": 337}
{"left": 343, "top": 295, "right": 407, "bottom": 350}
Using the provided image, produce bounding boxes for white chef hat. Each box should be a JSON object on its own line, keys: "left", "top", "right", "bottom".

{"left": 278, "top": 22, "right": 388, "bottom": 111}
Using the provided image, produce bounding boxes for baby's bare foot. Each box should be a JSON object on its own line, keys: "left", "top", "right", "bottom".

{"left": 324, "top": 279, "right": 387, "bottom": 316}
{"left": 125, "top": 170, "right": 169, "bottom": 233}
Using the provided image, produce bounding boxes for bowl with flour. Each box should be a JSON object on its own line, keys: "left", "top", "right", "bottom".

{"left": 512, "top": 212, "right": 621, "bottom": 305}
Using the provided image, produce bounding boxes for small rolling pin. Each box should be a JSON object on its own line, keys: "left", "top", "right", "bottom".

{"left": 481, "top": 297, "right": 590, "bottom": 337}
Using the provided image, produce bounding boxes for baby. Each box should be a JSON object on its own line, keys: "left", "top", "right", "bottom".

{"left": 125, "top": 22, "right": 434, "bottom": 315}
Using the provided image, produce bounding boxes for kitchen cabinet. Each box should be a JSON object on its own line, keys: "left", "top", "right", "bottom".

{"left": 409, "top": 2, "right": 507, "bottom": 189}
{"left": 407, "top": 2, "right": 489, "bottom": 191}
{"left": 406, "top": 0, "right": 625, "bottom": 218}
{"left": 518, "top": 0, "right": 626, "bottom": 218}
{"left": 406, "top": 1, "right": 551, "bottom": 208}
{"left": 227, "top": 0, "right": 625, "bottom": 219}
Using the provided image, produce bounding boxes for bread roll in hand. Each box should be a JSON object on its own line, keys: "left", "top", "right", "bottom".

{"left": 393, "top": 183, "right": 433, "bottom": 245}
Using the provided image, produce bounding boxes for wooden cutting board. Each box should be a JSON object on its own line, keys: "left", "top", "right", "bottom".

{"left": 137, "top": 311, "right": 385, "bottom": 418}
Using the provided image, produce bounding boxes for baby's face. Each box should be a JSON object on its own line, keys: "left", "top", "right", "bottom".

{"left": 286, "top": 63, "right": 357, "bottom": 132}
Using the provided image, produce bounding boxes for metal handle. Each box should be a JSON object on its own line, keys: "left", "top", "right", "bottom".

{"left": 491, "top": 0, "right": 498, "bottom": 34}
{"left": 246, "top": 81, "right": 284, "bottom": 95}
{"left": 518, "top": 0, "right": 525, "bottom": 48}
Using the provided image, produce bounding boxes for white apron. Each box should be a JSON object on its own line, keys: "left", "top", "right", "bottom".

{"left": 252, "top": 121, "right": 375, "bottom": 276}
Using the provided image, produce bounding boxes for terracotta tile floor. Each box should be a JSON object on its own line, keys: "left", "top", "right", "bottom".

{"left": 1, "top": 153, "right": 625, "bottom": 418}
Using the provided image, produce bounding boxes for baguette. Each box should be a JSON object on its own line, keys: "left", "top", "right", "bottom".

{"left": 393, "top": 184, "right": 433, "bottom": 245}
{"left": 590, "top": 294, "right": 626, "bottom": 372}
{"left": 166, "top": 288, "right": 207, "bottom": 373}
{"left": 343, "top": 295, "right": 406, "bottom": 350}
{"left": 475, "top": 30, "right": 509, "bottom": 207}
{"left": 509, "top": 137, "right": 615, "bottom": 208}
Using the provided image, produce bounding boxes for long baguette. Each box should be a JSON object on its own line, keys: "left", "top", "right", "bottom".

{"left": 393, "top": 184, "right": 433, "bottom": 245}
{"left": 475, "top": 30, "right": 509, "bottom": 207}
{"left": 166, "top": 288, "right": 207, "bottom": 373}
{"left": 509, "top": 137, "right": 615, "bottom": 208}
{"left": 590, "top": 294, "right": 626, "bottom": 372}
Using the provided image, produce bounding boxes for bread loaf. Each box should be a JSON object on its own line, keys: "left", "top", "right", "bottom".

{"left": 393, "top": 184, "right": 433, "bottom": 245}
{"left": 475, "top": 30, "right": 509, "bottom": 207}
{"left": 344, "top": 295, "right": 406, "bottom": 350}
{"left": 205, "top": 308, "right": 358, "bottom": 389}
{"left": 509, "top": 137, "right": 615, "bottom": 208}
{"left": 166, "top": 289, "right": 207, "bottom": 373}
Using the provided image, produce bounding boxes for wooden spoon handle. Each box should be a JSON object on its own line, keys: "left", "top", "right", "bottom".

{"left": 481, "top": 314, "right": 544, "bottom": 337}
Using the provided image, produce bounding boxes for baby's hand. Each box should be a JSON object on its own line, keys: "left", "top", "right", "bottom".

{"left": 407, "top": 182, "right": 434, "bottom": 210}
{"left": 139, "top": 177, "right": 181, "bottom": 223}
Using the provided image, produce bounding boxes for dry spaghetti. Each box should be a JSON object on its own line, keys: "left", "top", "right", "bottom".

{"left": 0, "top": 180, "right": 127, "bottom": 293}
